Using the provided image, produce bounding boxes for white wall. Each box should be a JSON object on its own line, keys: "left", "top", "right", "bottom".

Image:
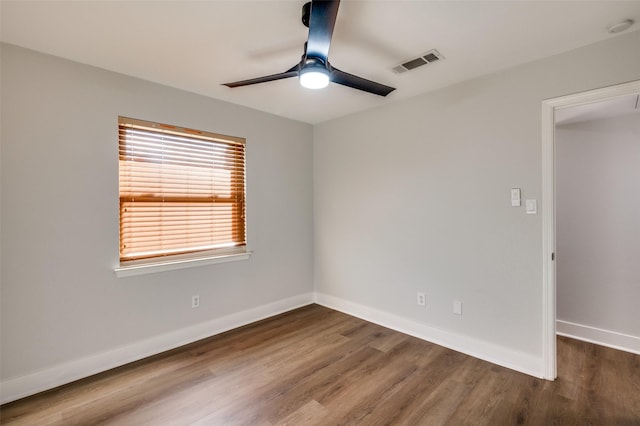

{"left": 314, "top": 30, "right": 640, "bottom": 376}
{"left": 0, "top": 44, "right": 314, "bottom": 401}
{"left": 556, "top": 114, "right": 640, "bottom": 352}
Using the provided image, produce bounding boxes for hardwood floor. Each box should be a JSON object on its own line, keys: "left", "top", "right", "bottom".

{"left": 2, "top": 304, "right": 639, "bottom": 425}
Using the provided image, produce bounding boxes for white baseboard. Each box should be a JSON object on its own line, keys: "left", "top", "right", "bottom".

{"left": 0, "top": 293, "right": 314, "bottom": 404}
{"left": 556, "top": 320, "right": 640, "bottom": 355}
{"left": 3, "top": 291, "right": 551, "bottom": 404}
{"left": 315, "top": 292, "right": 544, "bottom": 379}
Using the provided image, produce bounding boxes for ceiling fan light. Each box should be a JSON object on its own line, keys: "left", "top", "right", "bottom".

{"left": 300, "top": 66, "right": 330, "bottom": 89}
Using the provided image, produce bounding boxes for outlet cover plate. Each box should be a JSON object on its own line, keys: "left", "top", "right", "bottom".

{"left": 417, "top": 292, "right": 426, "bottom": 307}
{"left": 453, "top": 300, "right": 462, "bottom": 315}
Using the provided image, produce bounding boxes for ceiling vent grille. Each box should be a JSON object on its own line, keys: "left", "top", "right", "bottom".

{"left": 392, "top": 49, "right": 444, "bottom": 74}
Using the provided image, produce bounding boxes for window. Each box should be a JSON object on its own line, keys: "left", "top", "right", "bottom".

{"left": 118, "top": 117, "right": 246, "bottom": 266}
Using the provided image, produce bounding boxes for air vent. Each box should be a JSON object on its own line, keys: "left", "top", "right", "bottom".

{"left": 392, "top": 49, "right": 444, "bottom": 74}
{"left": 402, "top": 57, "right": 428, "bottom": 70}
{"left": 423, "top": 52, "right": 440, "bottom": 63}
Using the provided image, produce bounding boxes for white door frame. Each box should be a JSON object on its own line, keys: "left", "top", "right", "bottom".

{"left": 541, "top": 79, "right": 640, "bottom": 380}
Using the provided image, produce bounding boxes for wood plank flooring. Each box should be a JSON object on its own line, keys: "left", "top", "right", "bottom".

{"left": 2, "top": 304, "right": 639, "bottom": 425}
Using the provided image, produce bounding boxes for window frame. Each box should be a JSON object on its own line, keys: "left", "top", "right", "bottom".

{"left": 115, "top": 117, "right": 250, "bottom": 277}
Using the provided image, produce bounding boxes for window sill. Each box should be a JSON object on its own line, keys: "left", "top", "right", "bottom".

{"left": 114, "top": 251, "right": 252, "bottom": 278}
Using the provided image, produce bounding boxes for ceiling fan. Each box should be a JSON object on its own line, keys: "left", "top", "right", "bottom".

{"left": 223, "top": 0, "right": 395, "bottom": 97}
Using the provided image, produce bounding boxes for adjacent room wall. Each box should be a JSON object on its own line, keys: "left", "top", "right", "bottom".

{"left": 556, "top": 114, "right": 640, "bottom": 353}
{"left": 313, "top": 30, "right": 640, "bottom": 376}
{"left": 0, "top": 44, "right": 314, "bottom": 402}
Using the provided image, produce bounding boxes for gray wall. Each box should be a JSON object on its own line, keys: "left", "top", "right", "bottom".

{"left": 1, "top": 44, "right": 314, "bottom": 384}
{"left": 314, "top": 31, "right": 640, "bottom": 364}
{"left": 556, "top": 114, "right": 640, "bottom": 338}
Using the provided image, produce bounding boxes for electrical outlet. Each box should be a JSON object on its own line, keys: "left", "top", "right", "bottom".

{"left": 192, "top": 295, "right": 200, "bottom": 309}
{"left": 453, "top": 300, "right": 462, "bottom": 315}
{"left": 417, "top": 292, "right": 426, "bottom": 307}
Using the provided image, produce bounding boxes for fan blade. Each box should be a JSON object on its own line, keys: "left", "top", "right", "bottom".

{"left": 330, "top": 68, "right": 396, "bottom": 97}
{"left": 306, "top": 0, "right": 340, "bottom": 61}
{"left": 223, "top": 69, "right": 299, "bottom": 88}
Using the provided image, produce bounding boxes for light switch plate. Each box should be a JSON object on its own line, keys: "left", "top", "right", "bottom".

{"left": 511, "top": 188, "right": 521, "bottom": 207}
{"left": 526, "top": 199, "right": 537, "bottom": 214}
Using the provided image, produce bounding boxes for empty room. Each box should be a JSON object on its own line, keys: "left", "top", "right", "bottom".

{"left": 1, "top": 1, "right": 639, "bottom": 424}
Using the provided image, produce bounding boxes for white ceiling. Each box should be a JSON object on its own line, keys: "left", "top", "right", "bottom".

{"left": 1, "top": 1, "right": 639, "bottom": 124}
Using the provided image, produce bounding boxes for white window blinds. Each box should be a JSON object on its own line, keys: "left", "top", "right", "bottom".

{"left": 118, "top": 117, "right": 246, "bottom": 262}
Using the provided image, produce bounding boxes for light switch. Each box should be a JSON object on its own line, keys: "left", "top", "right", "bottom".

{"left": 526, "top": 199, "right": 537, "bottom": 214}
{"left": 511, "top": 188, "right": 521, "bottom": 207}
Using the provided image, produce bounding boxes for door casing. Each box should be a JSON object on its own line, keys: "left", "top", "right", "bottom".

{"left": 541, "top": 79, "right": 640, "bottom": 380}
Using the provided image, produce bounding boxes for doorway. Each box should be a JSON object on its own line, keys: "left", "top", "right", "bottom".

{"left": 541, "top": 80, "right": 640, "bottom": 380}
